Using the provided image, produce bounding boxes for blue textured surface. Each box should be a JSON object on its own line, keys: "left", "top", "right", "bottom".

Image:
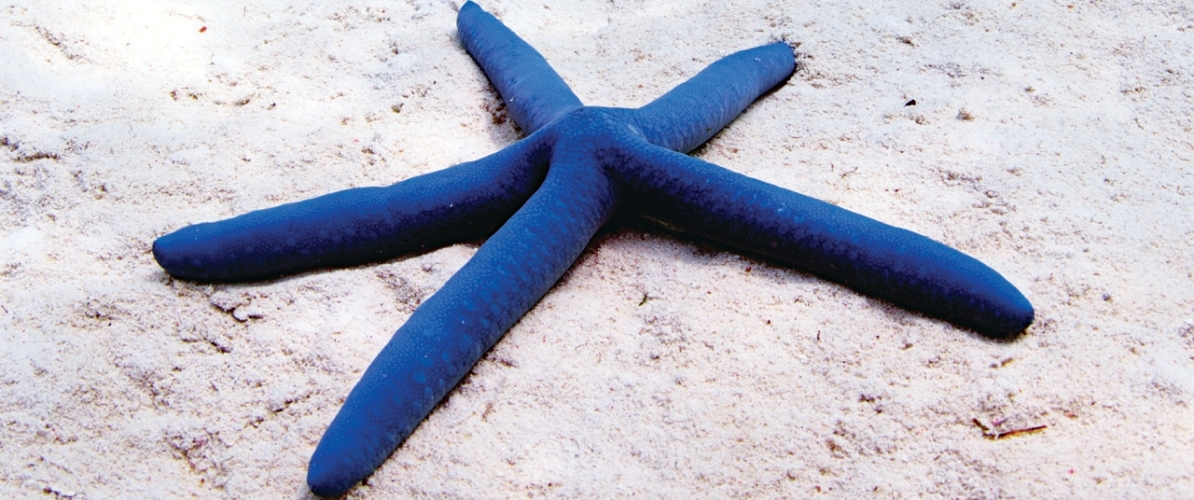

{"left": 152, "top": 2, "right": 1033, "bottom": 497}
{"left": 151, "top": 131, "right": 554, "bottom": 282}
{"left": 456, "top": 1, "right": 582, "bottom": 133}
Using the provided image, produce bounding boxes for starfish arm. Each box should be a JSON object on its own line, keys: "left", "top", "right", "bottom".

{"left": 618, "top": 145, "right": 1034, "bottom": 337}
{"left": 458, "top": 1, "right": 583, "bottom": 134}
{"left": 306, "top": 148, "right": 617, "bottom": 497}
{"left": 632, "top": 42, "right": 795, "bottom": 153}
{"left": 152, "top": 132, "right": 552, "bottom": 283}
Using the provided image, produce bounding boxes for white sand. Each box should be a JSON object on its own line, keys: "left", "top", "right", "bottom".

{"left": 2, "top": 0, "right": 1192, "bottom": 498}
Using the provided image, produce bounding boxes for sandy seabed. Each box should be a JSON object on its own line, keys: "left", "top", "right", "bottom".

{"left": 2, "top": 0, "right": 1192, "bottom": 498}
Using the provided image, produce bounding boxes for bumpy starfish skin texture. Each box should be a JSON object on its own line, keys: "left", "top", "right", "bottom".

{"left": 152, "top": 2, "right": 1033, "bottom": 497}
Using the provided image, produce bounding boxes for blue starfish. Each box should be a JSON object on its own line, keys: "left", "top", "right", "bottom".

{"left": 152, "top": 2, "right": 1033, "bottom": 496}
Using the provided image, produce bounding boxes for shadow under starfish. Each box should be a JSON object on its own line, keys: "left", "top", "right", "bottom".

{"left": 152, "top": 2, "right": 1034, "bottom": 496}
